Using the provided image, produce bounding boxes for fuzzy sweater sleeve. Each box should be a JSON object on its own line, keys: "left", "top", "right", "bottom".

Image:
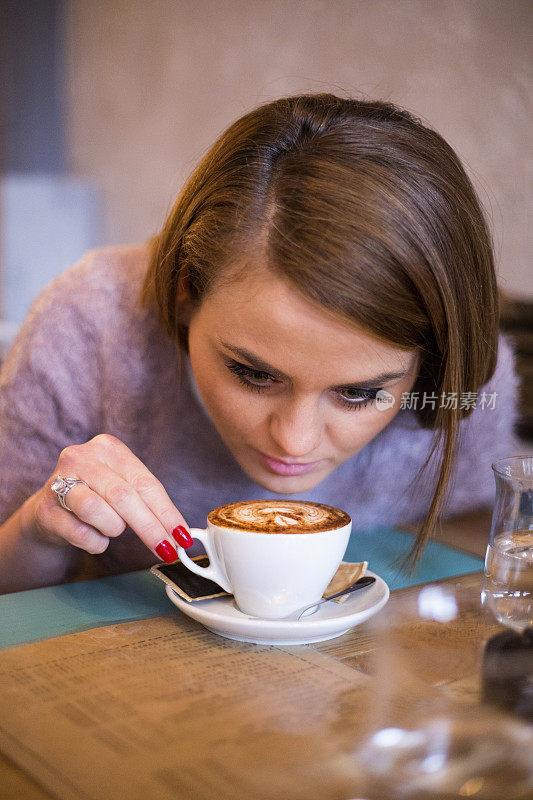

{"left": 0, "top": 256, "right": 101, "bottom": 525}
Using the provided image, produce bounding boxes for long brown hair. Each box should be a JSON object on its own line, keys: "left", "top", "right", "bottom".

{"left": 141, "top": 93, "right": 499, "bottom": 565}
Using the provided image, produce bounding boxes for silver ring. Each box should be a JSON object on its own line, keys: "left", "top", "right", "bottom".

{"left": 50, "top": 475, "right": 88, "bottom": 512}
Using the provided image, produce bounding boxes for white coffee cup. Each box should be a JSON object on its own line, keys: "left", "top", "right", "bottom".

{"left": 176, "top": 501, "right": 352, "bottom": 619}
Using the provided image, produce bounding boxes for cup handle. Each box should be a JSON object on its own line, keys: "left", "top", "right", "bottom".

{"left": 176, "top": 528, "right": 232, "bottom": 593}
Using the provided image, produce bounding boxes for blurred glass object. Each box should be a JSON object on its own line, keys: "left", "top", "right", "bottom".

{"left": 483, "top": 456, "right": 533, "bottom": 631}
{"left": 348, "top": 583, "right": 533, "bottom": 799}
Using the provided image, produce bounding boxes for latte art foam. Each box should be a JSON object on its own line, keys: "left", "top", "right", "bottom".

{"left": 208, "top": 500, "right": 351, "bottom": 533}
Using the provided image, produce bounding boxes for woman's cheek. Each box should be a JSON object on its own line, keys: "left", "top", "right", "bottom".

{"left": 203, "top": 379, "right": 258, "bottom": 431}
{"left": 339, "top": 406, "right": 397, "bottom": 454}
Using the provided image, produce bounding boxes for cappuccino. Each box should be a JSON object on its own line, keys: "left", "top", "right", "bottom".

{"left": 176, "top": 499, "right": 352, "bottom": 617}
{"left": 208, "top": 499, "right": 350, "bottom": 534}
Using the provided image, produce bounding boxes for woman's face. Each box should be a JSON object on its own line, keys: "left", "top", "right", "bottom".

{"left": 187, "top": 266, "right": 419, "bottom": 495}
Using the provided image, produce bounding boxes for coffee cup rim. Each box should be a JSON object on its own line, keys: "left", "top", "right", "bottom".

{"left": 206, "top": 520, "right": 352, "bottom": 535}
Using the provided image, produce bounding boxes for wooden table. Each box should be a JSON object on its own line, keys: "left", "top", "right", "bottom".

{"left": 1, "top": 510, "right": 524, "bottom": 800}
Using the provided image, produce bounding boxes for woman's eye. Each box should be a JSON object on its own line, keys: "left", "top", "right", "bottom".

{"left": 224, "top": 359, "right": 275, "bottom": 392}
{"left": 248, "top": 370, "right": 271, "bottom": 385}
{"left": 224, "top": 358, "right": 381, "bottom": 409}
{"left": 336, "top": 387, "right": 379, "bottom": 410}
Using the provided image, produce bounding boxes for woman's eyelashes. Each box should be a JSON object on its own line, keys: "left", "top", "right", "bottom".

{"left": 224, "top": 359, "right": 273, "bottom": 391}
{"left": 223, "top": 358, "right": 380, "bottom": 411}
{"left": 335, "top": 386, "right": 379, "bottom": 410}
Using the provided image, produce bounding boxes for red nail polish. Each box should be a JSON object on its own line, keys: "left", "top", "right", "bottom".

{"left": 171, "top": 525, "right": 194, "bottom": 548}
{"left": 155, "top": 540, "right": 178, "bottom": 563}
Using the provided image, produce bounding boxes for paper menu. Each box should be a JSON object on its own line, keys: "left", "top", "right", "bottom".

{"left": 0, "top": 614, "right": 369, "bottom": 800}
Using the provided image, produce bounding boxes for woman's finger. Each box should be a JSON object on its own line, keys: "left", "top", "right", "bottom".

{"left": 38, "top": 488, "right": 111, "bottom": 555}
{"left": 58, "top": 446, "right": 185, "bottom": 561}
{"left": 53, "top": 481, "right": 126, "bottom": 539}
{"left": 82, "top": 435, "right": 192, "bottom": 545}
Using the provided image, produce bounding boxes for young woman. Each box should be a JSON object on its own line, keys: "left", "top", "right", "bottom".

{"left": 0, "top": 93, "right": 519, "bottom": 593}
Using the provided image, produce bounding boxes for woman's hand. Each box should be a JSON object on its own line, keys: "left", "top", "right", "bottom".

{"left": 27, "top": 434, "right": 193, "bottom": 562}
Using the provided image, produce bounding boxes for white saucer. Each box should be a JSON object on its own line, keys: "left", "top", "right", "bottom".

{"left": 164, "top": 570, "right": 389, "bottom": 645}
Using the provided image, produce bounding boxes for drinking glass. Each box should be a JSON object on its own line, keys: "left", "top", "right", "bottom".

{"left": 346, "top": 582, "right": 533, "bottom": 799}
{"left": 482, "top": 455, "right": 533, "bottom": 631}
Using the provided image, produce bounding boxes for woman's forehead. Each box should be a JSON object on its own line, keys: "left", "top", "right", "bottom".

{"left": 203, "top": 266, "right": 418, "bottom": 377}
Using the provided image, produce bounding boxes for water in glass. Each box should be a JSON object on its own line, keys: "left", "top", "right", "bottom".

{"left": 484, "top": 530, "right": 533, "bottom": 630}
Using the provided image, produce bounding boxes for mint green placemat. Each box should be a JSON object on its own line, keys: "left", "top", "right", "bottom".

{"left": 0, "top": 570, "right": 173, "bottom": 650}
{"left": 0, "top": 526, "right": 484, "bottom": 650}
{"left": 344, "top": 526, "right": 484, "bottom": 589}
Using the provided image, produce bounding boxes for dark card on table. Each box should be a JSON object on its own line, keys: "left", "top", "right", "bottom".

{"left": 151, "top": 555, "right": 231, "bottom": 602}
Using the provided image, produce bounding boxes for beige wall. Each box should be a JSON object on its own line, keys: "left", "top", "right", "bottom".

{"left": 64, "top": 0, "right": 532, "bottom": 298}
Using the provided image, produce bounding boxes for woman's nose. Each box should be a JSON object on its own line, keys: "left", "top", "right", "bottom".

{"left": 268, "top": 397, "right": 322, "bottom": 458}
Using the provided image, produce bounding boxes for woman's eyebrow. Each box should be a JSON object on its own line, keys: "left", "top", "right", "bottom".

{"left": 218, "top": 340, "right": 410, "bottom": 388}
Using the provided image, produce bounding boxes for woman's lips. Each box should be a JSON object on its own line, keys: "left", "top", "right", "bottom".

{"left": 258, "top": 451, "right": 322, "bottom": 476}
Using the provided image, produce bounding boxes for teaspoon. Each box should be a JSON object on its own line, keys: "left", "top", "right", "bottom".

{"left": 282, "top": 576, "right": 376, "bottom": 621}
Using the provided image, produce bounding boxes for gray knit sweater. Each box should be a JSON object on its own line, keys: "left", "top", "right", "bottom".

{"left": 0, "top": 245, "right": 521, "bottom": 572}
